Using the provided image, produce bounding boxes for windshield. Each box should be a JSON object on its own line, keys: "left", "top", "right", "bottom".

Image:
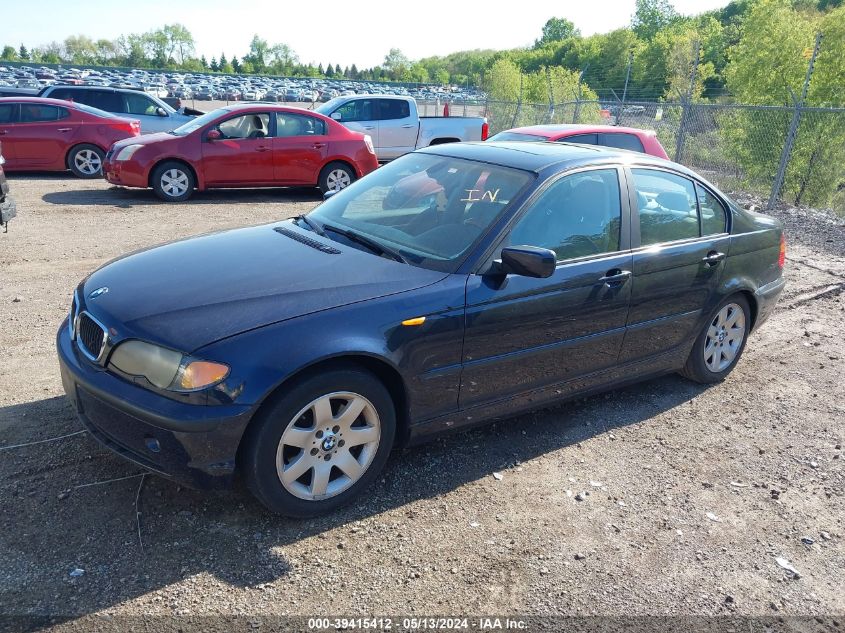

{"left": 314, "top": 97, "right": 348, "bottom": 116}
{"left": 170, "top": 108, "right": 230, "bottom": 136}
{"left": 487, "top": 131, "right": 549, "bottom": 142}
{"left": 307, "top": 153, "right": 533, "bottom": 273}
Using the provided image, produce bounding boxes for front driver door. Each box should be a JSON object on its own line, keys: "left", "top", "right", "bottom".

{"left": 201, "top": 112, "right": 274, "bottom": 186}
{"left": 461, "top": 167, "right": 633, "bottom": 409}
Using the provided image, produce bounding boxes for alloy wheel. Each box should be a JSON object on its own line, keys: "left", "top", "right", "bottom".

{"left": 74, "top": 149, "right": 102, "bottom": 176}
{"left": 703, "top": 302, "right": 746, "bottom": 372}
{"left": 275, "top": 391, "right": 381, "bottom": 501}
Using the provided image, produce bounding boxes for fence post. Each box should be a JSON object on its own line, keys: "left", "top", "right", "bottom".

{"left": 673, "top": 41, "right": 700, "bottom": 163}
{"left": 768, "top": 31, "right": 823, "bottom": 209}
{"left": 573, "top": 66, "right": 587, "bottom": 124}
{"left": 512, "top": 73, "right": 523, "bottom": 128}
{"left": 546, "top": 67, "right": 555, "bottom": 123}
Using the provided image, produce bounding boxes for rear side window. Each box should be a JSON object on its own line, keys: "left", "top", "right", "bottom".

{"left": 557, "top": 133, "right": 598, "bottom": 145}
{"left": 92, "top": 91, "right": 124, "bottom": 113}
{"left": 632, "top": 168, "right": 699, "bottom": 245}
{"left": 19, "top": 104, "right": 68, "bottom": 122}
{"left": 508, "top": 168, "right": 622, "bottom": 260}
{"left": 378, "top": 99, "right": 410, "bottom": 120}
{"left": 47, "top": 88, "right": 77, "bottom": 102}
{"left": 697, "top": 184, "right": 727, "bottom": 235}
{"left": 601, "top": 133, "right": 645, "bottom": 153}
{"left": 275, "top": 112, "right": 326, "bottom": 137}
{"left": 0, "top": 103, "right": 16, "bottom": 123}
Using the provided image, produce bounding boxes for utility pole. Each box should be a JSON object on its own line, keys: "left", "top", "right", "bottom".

{"left": 768, "top": 31, "right": 823, "bottom": 209}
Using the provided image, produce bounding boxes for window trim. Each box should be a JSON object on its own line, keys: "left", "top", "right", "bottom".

{"left": 625, "top": 164, "right": 732, "bottom": 249}
{"left": 474, "top": 164, "right": 632, "bottom": 273}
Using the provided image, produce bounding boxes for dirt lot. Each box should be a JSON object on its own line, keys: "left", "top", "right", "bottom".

{"left": 0, "top": 174, "right": 843, "bottom": 630}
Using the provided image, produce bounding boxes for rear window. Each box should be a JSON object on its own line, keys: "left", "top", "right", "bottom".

{"left": 557, "top": 133, "right": 598, "bottom": 145}
{"left": 601, "top": 132, "right": 645, "bottom": 153}
{"left": 487, "top": 131, "right": 549, "bottom": 142}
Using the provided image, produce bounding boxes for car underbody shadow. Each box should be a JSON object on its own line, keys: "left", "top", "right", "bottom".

{"left": 0, "top": 374, "right": 708, "bottom": 625}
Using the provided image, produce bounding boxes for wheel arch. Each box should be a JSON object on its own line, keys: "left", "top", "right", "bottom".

{"left": 319, "top": 158, "right": 359, "bottom": 180}
{"left": 715, "top": 278, "right": 760, "bottom": 331}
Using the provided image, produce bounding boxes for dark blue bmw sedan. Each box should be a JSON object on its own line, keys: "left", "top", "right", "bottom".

{"left": 57, "top": 141, "right": 786, "bottom": 516}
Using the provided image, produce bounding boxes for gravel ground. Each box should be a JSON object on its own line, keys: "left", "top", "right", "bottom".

{"left": 0, "top": 175, "right": 843, "bottom": 631}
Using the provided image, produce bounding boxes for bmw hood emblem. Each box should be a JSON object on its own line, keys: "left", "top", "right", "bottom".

{"left": 89, "top": 287, "right": 109, "bottom": 299}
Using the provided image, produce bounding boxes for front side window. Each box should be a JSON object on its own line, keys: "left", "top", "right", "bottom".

{"left": 557, "top": 133, "right": 598, "bottom": 145}
{"left": 124, "top": 92, "right": 158, "bottom": 116}
{"left": 275, "top": 112, "right": 326, "bottom": 137}
{"left": 507, "top": 168, "right": 622, "bottom": 260}
{"left": 378, "top": 99, "right": 410, "bottom": 120}
{"left": 307, "top": 153, "right": 533, "bottom": 272}
{"left": 217, "top": 113, "right": 270, "bottom": 139}
{"left": 331, "top": 99, "right": 374, "bottom": 122}
{"left": 0, "top": 104, "right": 16, "bottom": 124}
{"left": 697, "top": 184, "right": 728, "bottom": 235}
{"left": 19, "top": 104, "right": 67, "bottom": 123}
{"left": 632, "top": 168, "right": 699, "bottom": 246}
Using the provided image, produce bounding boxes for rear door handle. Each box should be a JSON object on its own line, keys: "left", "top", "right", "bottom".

{"left": 312, "top": 142, "right": 326, "bottom": 149}
{"left": 702, "top": 251, "right": 726, "bottom": 266}
{"left": 256, "top": 146, "right": 270, "bottom": 152}
{"left": 401, "top": 124, "right": 415, "bottom": 128}
{"left": 598, "top": 269, "right": 632, "bottom": 285}
{"left": 362, "top": 126, "right": 375, "bottom": 130}
{"left": 0, "top": 130, "right": 7, "bottom": 135}
{"left": 57, "top": 127, "right": 72, "bottom": 132}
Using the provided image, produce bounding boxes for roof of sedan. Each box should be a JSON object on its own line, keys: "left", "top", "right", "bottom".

{"left": 0, "top": 96, "right": 88, "bottom": 107}
{"left": 419, "top": 140, "right": 674, "bottom": 173}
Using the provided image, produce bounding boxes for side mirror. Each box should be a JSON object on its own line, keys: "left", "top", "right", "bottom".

{"left": 155, "top": 107, "right": 168, "bottom": 117}
{"left": 496, "top": 245, "right": 556, "bottom": 278}
{"left": 323, "top": 189, "right": 339, "bottom": 201}
{"left": 330, "top": 112, "right": 342, "bottom": 121}
{"left": 206, "top": 129, "right": 222, "bottom": 141}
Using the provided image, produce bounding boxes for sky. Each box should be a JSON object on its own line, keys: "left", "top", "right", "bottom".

{"left": 5, "top": 0, "right": 731, "bottom": 68}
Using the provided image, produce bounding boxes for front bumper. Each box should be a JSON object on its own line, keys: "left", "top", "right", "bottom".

{"left": 56, "top": 319, "right": 254, "bottom": 488}
{"left": 103, "top": 157, "right": 148, "bottom": 188}
{"left": 753, "top": 275, "right": 786, "bottom": 330}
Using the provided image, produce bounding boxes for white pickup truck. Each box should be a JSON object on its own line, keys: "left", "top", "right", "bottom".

{"left": 316, "top": 95, "right": 488, "bottom": 160}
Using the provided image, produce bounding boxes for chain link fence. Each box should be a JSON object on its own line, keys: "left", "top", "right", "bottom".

{"left": 416, "top": 96, "right": 845, "bottom": 215}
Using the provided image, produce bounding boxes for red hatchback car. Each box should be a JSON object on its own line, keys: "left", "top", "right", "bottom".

{"left": 487, "top": 124, "right": 670, "bottom": 159}
{"left": 104, "top": 104, "right": 379, "bottom": 201}
{"left": 0, "top": 97, "right": 140, "bottom": 178}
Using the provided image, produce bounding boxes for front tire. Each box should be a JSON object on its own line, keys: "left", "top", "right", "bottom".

{"left": 151, "top": 161, "right": 195, "bottom": 202}
{"left": 319, "top": 162, "right": 355, "bottom": 194}
{"left": 680, "top": 295, "right": 750, "bottom": 384}
{"left": 241, "top": 367, "right": 396, "bottom": 517}
{"left": 67, "top": 144, "right": 105, "bottom": 178}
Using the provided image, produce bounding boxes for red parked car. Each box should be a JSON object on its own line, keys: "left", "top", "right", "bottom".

{"left": 487, "top": 124, "right": 670, "bottom": 159}
{"left": 103, "top": 104, "right": 379, "bottom": 201}
{"left": 0, "top": 97, "right": 140, "bottom": 178}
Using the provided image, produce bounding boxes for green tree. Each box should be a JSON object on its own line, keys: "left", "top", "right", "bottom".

{"left": 382, "top": 48, "right": 410, "bottom": 80}
{"left": 210, "top": 56, "right": 219, "bottom": 72}
{"left": 64, "top": 35, "right": 98, "bottom": 64}
{"left": 350, "top": 63, "right": 358, "bottom": 78}
{"left": 246, "top": 34, "right": 269, "bottom": 72}
{"left": 632, "top": 0, "right": 679, "bottom": 40}
{"left": 19, "top": 44, "right": 30, "bottom": 60}
{"left": 534, "top": 17, "right": 580, "bottom": 48}
{"left": 1, "top": 46, "right": 18, "bottom": 61}
{"left": 231, "top": 55, "right": 241, "bottom": 73}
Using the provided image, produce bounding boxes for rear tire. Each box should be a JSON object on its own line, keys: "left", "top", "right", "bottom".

{"left": 240, "top": 367, "right": 396, "bottom": 517}
{"left": 319, "top": 162, "right": 355, "bottom": 194}
{"left": 67, "top": 144, "right": 105, "bottom": 179}
{"left": 680, "top": 295, "right": 751, "bottom": 384}
{"left": 151, "top": 161, "right": 195, "bottom": 202}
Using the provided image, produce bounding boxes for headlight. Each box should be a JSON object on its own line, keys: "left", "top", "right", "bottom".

{"left": 109, "top": 340, "right": 229, "bottom": 392}
{"left": 114, "top": 144, "right": 144, "bottom": 161}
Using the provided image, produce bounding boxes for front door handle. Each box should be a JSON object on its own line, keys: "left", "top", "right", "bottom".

{"left": 401, "top": 124, "right": 415, "bottom": 128}
{"left": 57, "top": 127, "right": 72, "bottom": 132}
{"left": 702, "top": 251, "right": 726, "bottom": 266}
{"left": 255, "top": 146, "right": 270, "bottom": 152}
{"left": 598, "top": 269, "right": 632, "bottom": 286}
{"left": 0, "top": 130, "right": 7, "bottom": 135}
{"left": 362, "top": 126, "right": 375, "bottom": 130}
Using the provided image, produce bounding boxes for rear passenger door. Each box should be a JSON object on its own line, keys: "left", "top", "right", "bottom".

{"left": 619, "top": 167, "right": 730, "bottom": 363}
{"left": 0, "top": 103, "right": 18, "bottom": 164}
{"left": 272, "top": 111, "right": 328, "bottom": 184}
{"left": 376, "top": 99, "right": 416, "bottom": 158}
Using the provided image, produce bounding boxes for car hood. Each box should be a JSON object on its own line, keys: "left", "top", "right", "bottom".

{"left": 79, "top": 221, "right": 447, "bottom": 352}
{"left": 111, "top": 132, "right": 174, "bottom": 150}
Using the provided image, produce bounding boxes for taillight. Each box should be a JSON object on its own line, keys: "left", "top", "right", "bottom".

{"left": 481, "top": 120, "right": 489, "bottom": 141}
{"left": 778, "top": 233, "right": 786, "bottom": 268}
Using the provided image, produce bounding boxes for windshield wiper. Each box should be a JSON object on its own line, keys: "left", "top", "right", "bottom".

{"left": 322, "top": 224, "right": 408, "bottom": 264}
{"left": 295, "top": 214, "right": 326, "bottom": 236}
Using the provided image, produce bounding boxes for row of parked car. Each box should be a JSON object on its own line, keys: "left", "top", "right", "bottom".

{"left": 0, "top": 65, "right": 486, "bottom": 106}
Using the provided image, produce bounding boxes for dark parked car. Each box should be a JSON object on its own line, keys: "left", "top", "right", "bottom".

{"left": 57, "top": 142, "right": 786, "bottom": 517}
{"left": 0, "top": 141, "right": 16, "bottom": 231}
